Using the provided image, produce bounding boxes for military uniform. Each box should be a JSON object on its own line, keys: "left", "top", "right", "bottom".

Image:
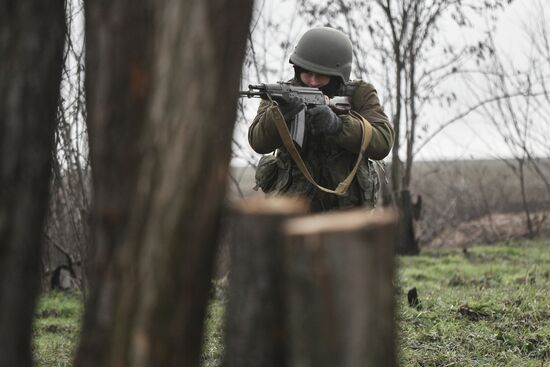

{"left": 247, "top": 27, "right": 394, "bottom": 212}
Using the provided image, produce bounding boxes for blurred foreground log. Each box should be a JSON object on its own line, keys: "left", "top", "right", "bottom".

{"left": 226, "top": 197, "right": 307, "bottom": 367}
{"left": 75, "top": 0, "right": 253, "bottom": 366}
{"left": 284, "top": 209, "right": 397, "bottom": 367}
{"left": 0, "top": 2, "right": 65, "bottom": 366}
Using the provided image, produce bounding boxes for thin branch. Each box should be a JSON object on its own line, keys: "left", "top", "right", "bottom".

{"left": 414, "top": 91, "right": 549, "bottom": 155}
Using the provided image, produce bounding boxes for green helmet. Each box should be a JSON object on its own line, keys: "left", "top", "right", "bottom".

{"left": 289, "top": 27, "right": 353, "bottom": 82}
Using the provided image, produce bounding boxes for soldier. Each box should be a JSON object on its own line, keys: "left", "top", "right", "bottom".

{"left": 248, "top": 27, "right": 394, "bottom": 212}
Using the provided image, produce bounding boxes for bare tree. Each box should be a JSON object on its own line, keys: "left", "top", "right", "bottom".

{"left": 230, "top": 0, "right": 305, "bottom": 196}
{"left": 75, "top": 0, "right": 253, "bottom": 366}
{"left": 0, "top": 1, "right": 66, "bottom": 366}
{"left": 408, "top": 0, "right": 550, "bottom": 245}
{"left": 44, "top": 0, "right": 90, "bottom": 292}
{"left": 465, "top": 5, "right": 550, "bottom": 238}
{"left": 297, "top": 0, "right": 513, "bottom": 253}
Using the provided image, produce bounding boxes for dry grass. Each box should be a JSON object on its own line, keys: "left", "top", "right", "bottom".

{"left": 231, "top": 159, "right": 550, "bottom": 248}
{"left": 422, "top": 211, "right": 550, "bottom": 248}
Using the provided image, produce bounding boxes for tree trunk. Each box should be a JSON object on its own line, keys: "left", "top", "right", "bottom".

{"left": 518, "top": 160, "right": 534, "bottom": 238}
{"left": 74, "top": 1, "right": 156, "bottom": 364}
{"left": 397, "top": 190, "right": 420, "bottom": 255}
{"left": 0, "top": 2, "right": 65, "bottom": 366}
{"left": 226, "top": 197, "right": 307, "bottom": 367}
{"left": 75, "top": 1, "right": 253, "bottom": 366}
{"left": 390, "top": 61, "right": 403, "bottom": 198}
{"left": 283, "top": 210, "right": 398, "bottom": 367}
{"left": 404, "top": 45, "right": 417, "bottom": 190}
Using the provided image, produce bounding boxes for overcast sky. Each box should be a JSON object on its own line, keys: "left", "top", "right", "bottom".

{"left": 425, "top": 1, "right": 544, "bottom": 161}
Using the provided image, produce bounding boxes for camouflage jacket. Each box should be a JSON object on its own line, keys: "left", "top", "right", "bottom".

{"left": 248, "top": 79, "right": 394, "bottom": 212}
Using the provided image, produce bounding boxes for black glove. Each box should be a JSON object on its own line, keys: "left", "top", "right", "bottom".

{"left": 307, "top": 105, "right": 343, "bottom": 135}
{"left": 277, "top": 96, "right": 305, "bottom": 122}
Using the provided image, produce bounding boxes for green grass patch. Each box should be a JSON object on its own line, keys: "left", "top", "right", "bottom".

{"left": 201, "top": 298, "right": 226, "bottom": 367}
{"left": 398, "top": 240, "right": 550, "bottom": 366}
{"left": 33, "top": 291, "right": 82, "bottom": 367}
{"left": 32, "top": 240, "right": 550, "bottom": 366}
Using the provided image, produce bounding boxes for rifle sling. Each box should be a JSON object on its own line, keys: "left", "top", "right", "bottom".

{"left": 268, "top": 103, "right": 373, "bottom": 196}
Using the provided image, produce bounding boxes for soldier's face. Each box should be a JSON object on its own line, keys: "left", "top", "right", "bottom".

{"left": 300, "top": 71, "right": 331, "bottom": 89}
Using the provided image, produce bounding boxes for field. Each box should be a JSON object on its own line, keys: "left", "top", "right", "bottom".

{"left": 229, "top": 159, "right": 550, "bottom": 248}
{"left": 34, "top": 239, "right": 550, "bottom": 366}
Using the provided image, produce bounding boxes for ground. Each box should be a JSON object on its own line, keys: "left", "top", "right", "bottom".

{"left": 33, "top": 291, "right": 81, "bottom": 366}
{"left": 398, "top": 240, "right": 550, "bottom": 366}
{"left": 34, "top": 239, "right": 549, "bottom": 366}
{"left": 421, "top": 211, "right": 550, "bottom": 248}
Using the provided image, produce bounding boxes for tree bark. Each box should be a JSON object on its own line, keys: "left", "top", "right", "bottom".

{"left": 75, "top": 1, "right": 253, "bottom": 366}
{"left": 75, "top": 1, "right": 156, "bottom": 364}
{"left": 397, "top": 189, "right": 420, "bottom": 255}
{"left": 283, "top": 210, "right": 398, "bottom": 367}
{"left": 0, "top": 2, "right": 65, "bottom": 366}
{"left": 226, "top": 197, "right": 307, "bottom": 367}
{"left": 517, "top": 160, "right": 534, "bottom": 238}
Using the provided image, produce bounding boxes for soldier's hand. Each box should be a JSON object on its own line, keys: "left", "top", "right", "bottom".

{"left": 277, "top": 96, "right": 305, "bottom": 122}
{"left": 308, "top": 105, "right": 343, "bottom": 135}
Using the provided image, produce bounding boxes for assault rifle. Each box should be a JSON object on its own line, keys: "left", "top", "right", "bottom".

{"left": 239, "top": 82, "right": 351, "bottom": 147}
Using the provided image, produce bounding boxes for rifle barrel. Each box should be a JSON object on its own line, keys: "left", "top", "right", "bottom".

{"left": 239, "top": 90, "right": 263, "bottom": 98}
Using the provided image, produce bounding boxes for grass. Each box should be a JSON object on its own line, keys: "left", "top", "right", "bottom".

{"left": 33, "top": 291, "right": 82, "bottom": 367}
{"left": 33, "top": 239, "right": 550, "bottom": 366}
{"left": 201, "top": 297, "right": 226, "bottom": 367}
{"left": 397, "top": 240, "right": 550, "bottom": 366}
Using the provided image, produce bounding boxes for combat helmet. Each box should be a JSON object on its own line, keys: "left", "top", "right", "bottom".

{"left": 289, "top": 27, "right": 353, "bottom": 82}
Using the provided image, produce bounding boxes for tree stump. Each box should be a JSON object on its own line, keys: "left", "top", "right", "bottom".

{"left": 397, "top": 189, "right": 420, "bottom": 255}
{"left": 283, "top": 209, "right": 397, "bottom": 367}
{"left": 225, "top": 197, "right": 308, "bottom": 367}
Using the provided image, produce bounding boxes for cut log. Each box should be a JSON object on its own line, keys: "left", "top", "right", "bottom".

{"left": 225, "top": 197, "right": 307, "bottom": 367}
{"left": 284, "top": 209, "right": 398, "bottom": 367}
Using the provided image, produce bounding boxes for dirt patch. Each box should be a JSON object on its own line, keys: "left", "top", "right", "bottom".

{"left": 35, "top": 309, "right": 62, "bottom": 319}
{"left": 457, "top": 304, "right": 493, "bottom": 322}
{"left": 41, "top": 324, "right": 74, "bottom": 334}
{"left": 421, "top": 211, "right": 550, "bottom": 248}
